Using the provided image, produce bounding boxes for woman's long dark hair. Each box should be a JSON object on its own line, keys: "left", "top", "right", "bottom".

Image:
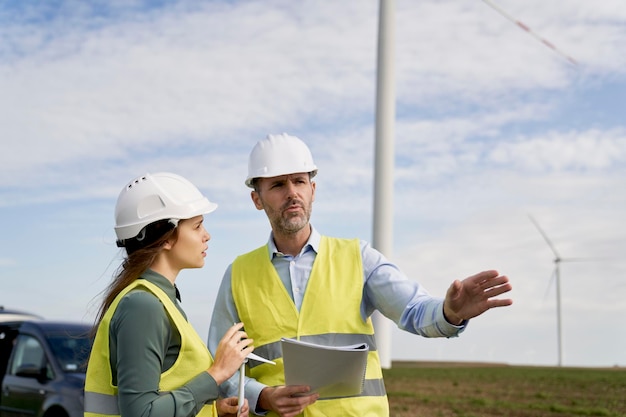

{"left": 94, "top": 221, "right": 179, "bottom": 330}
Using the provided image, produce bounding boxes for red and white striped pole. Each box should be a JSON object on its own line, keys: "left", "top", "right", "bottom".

{"left": 482, "top": 0, "right": 578, "bottom": 66}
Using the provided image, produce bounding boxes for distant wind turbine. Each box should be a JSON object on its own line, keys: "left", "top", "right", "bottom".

{"left": 528, "top": 215, "right": 594, "bottom": 367}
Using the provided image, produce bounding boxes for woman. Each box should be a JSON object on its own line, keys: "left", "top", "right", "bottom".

{"left": 85, "top": 172, "right": 253, "bottom": 417}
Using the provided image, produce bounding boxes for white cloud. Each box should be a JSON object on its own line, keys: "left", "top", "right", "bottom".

{"left": 0, "top": 258, "right": 17, "bottom": 267}
{"left": 488, "top": 128, "right": 626, "bottom": 171}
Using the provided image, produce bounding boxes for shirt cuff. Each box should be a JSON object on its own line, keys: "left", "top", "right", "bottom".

{"left": 186, "top": 371, "right": 220, "bottom": 407}
{"left": 437, "top": 306, "right": 468, "bottom": 337}
{"left": 247, "top": 379, "right": 270, "bottom": 415}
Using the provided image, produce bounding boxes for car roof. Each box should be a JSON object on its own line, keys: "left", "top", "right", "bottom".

{"left": 0, "top": 306, "right": 43, "bottom": 323}
{"left": 19, "top": 320, "right": 93, "bottom": 335}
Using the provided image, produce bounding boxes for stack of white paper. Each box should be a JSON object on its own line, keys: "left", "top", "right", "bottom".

{"left": 281, "top": 337, "right": 369, "bottom": 399}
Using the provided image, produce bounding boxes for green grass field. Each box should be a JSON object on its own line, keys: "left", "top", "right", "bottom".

{"left": 383, "top": 361, "right": 626, "bottom": 417}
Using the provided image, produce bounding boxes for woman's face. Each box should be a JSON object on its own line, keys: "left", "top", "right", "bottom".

{"left": 168, "top": 215, "right": 210, "bottom": 270}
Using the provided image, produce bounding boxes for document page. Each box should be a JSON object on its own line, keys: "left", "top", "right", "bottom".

{"left": 281, "top": 337, "right": 369, "bottom": 398}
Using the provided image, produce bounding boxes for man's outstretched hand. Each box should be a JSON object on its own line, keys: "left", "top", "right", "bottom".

{"left": 443, "top": 270, "right": 512, "bottom": 325}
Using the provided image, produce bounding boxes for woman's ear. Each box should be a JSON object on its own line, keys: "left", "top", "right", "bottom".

{"left": 162, "top": 239, "right": 174, "bottom": 251}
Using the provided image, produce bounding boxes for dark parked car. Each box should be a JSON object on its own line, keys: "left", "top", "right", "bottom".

{"left": 0, "top": 319, "right": 93, "bottom": 417}
{"left": 0, "top": 307, "right": 44, "bottom": 387}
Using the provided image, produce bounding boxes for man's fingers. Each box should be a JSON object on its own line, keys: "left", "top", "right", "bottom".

{"left": 447, "top": 279, "right": 462, "bottom": 298}
{"left": 283, "top": 384, "right": 313, "bottom": 395}
{"left": 483, "top": 281, "right": 512, "bottom": 297}
{"left": 270, "top": 385, "right": 318, "bottom": 417}
{"left": 470, "top": 270, "right": 499, "bottom": 282}
{"left": 488, "top": 298, "right": 513, "bottom": 308}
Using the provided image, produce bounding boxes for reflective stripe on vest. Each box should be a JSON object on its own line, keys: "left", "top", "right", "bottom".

{"left": 232, "top": 236, "right": 389, "bottom": 416}
{"left": 84, "top": 279, "right": 217, "bottom": 417}
{"left": 84, "top": 391, "right": 119, "bottom": 415}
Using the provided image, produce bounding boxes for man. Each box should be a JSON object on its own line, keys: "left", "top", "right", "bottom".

{"left": 208, "top": 133, "right": 513, "bottom": 417}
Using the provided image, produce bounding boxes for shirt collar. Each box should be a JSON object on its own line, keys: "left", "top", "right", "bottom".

{"left": 141, "top": 269, "right": 180, "bottom": 301}
{"left": 267, "top": 226, "right": 321, "bottom": 259}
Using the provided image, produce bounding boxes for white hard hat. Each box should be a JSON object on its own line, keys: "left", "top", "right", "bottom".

{"left": 245, "top": 133, "right": 318, "bottom": 188}
{"left": 114, "top": 172, "right": 217, "bottom": 241}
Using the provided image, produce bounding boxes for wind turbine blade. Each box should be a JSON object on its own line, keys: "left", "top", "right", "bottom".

{"left": 528, "top": 214, "right": 561, "bottom": 259}
{"left": 246, "top": 352, "right": 276, "bottom": 365}
{"left": 481, "top": 0, "right": 578, "bottom": 66}
{"left": 560, "top": 256, "right": 611, "bottom": 263}
{"left": 543, "top": 267, "right": 557, "bottom": 301}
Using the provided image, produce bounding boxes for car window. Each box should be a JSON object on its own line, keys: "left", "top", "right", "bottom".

{"left": 47, "top": 333, "right": 92, "bottom": 372}
{"left": 9, "top": 335, "right": 53, "bottom": 379}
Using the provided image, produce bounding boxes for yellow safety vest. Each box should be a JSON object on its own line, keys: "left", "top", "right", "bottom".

{"left": 84, "top": 279, "right": 218, "bottom": 417}
{"left": 232, "top": 236, "right": 389, "bottom": 417}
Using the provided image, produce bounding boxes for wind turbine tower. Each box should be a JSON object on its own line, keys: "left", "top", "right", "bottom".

{"left": 529, "top": 215, "right": 590, "bottom": 367}
{"left": 372, "top": 0, "right": 395, "bottom": 370}
{"left": 529, "top": 215, "right": 565, "bottom": 366}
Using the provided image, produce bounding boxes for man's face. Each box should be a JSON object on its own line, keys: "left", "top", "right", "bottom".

{"left": 251, "top": 173, "right": 316, "bottom": 236}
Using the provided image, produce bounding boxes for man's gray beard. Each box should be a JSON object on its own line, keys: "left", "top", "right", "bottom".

{"left": 273, "top": 201, "right": 313, "bottom": 235}
{"left": 275, "top": 214, "right": 309, "bottom": 235}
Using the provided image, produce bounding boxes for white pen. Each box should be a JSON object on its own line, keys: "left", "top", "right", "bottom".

{"left": 235, "top": 324, "right": 276, "bottom": 417}
{"left": 236, "top": 323, "right": 245, "bottom": 417}
{"left": 237, "top": 360, "right": 246, "bottom": 417}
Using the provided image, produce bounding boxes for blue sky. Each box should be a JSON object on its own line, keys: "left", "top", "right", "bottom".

{"left": 1, "top": 0, "right": 625, "bottom": 368}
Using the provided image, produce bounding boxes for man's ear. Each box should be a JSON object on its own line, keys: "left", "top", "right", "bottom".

{"left": 311, "top": 180, "right": 316, "bottom": 203}
{"left": 251, "top": 191, "right": 264, "bottom": 210}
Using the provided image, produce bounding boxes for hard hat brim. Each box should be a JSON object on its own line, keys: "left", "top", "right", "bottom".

{"left": 245, "top": 169, "right": 317, "bottom": 188}
{"left": 115, "top": 199, "right": 218, "bottom": 241}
